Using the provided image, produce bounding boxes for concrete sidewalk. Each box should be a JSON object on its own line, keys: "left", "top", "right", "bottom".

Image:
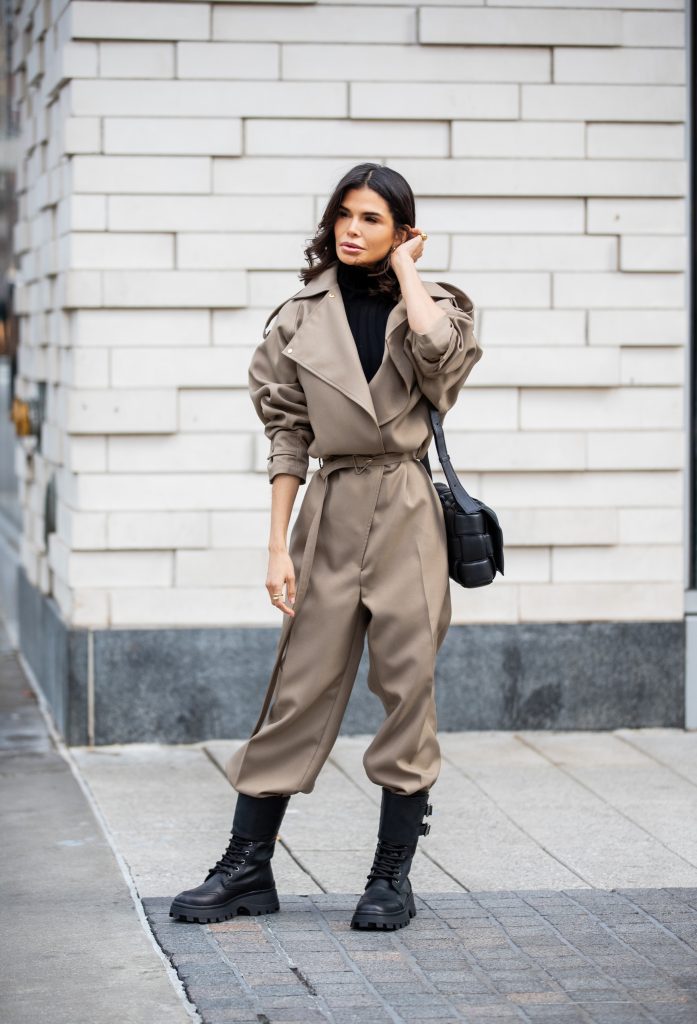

{"left": 71, "top": 719, "right": 697, "bottom": 1022}
{"left": 4, "top": 615, "right": 697, "bottom": 1023}
{"left": 72, "top": 731, "right": 697, "bottom": 898}
{"left": 0, "top": 623, "right": 194, "bottom": 1024}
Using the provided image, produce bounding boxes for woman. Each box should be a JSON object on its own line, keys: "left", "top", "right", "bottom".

{"left": 170, "top": 163, "right": 483, "bottom": 931}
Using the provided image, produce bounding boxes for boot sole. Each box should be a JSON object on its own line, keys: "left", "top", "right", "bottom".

{"left": 169, "top": 888, "right": 280, "bottom": 924}
{"left": 350, "top": 891, "right": 417, "bottom": 930}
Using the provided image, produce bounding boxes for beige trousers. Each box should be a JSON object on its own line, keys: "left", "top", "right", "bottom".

{"left": 225, "top": 452, "right": 452, "bottom": 798}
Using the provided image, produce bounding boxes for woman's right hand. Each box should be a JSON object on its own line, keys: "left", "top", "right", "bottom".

{"left": 266, "top": 549, "right": 296, "bottom": 617}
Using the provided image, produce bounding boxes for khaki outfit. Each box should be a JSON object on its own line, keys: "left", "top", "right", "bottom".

{"left": 225, "top": 262, "right": 482, "bottom": 798}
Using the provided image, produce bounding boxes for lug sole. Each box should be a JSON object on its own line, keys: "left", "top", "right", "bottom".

{"left": 350, "top": 891, "right": 417, "bottom": 931}
{"left": 169, "top": 888, "right": 280, "bottom": 924}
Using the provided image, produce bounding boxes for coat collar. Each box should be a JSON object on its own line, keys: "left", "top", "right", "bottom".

{"left": 290, "top": 261, "right": 455, "bottom": 302}
{"left": 279, "top": 261, "right": 455, "bottom": 430}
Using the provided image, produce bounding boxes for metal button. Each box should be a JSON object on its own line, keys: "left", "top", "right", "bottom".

{"left": 286, "top": 346, "right": 293, "bottom": 352}
{"left": 328, "top": 292, "right": 335, "bottom": 297}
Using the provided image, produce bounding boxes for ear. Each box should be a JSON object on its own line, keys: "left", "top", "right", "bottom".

{"left": 394, "top": 226, "right": 410, "bottom": 246}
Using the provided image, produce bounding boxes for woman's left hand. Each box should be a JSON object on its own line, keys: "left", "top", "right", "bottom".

{"left": 390, "top": 227, "right": 426, "bottom": 271}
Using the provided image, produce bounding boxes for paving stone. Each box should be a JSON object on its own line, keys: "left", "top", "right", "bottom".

{"left": 519, "top": 1010, "right": 587, "bottom": 1023}
{"left": 143, "top": 888, "right": 697, "bottom": 1023}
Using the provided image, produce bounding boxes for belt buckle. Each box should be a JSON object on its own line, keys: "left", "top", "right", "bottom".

{"left": 353, "top": 455, "right": 374, "bottom": 474}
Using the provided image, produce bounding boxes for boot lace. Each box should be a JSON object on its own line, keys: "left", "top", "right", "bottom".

{"left": 366, "top": 840, "right": 409, "bottom": 884}
{"left": 208, "top": 833, "right": 254, "bottom": 878}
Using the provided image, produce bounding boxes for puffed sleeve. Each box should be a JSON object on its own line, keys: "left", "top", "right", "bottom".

{"left": 248, "top": 298, "right": 314, "bottom": 485}
{"left": 404, "top": 291, "right": 483, "bottom": 416}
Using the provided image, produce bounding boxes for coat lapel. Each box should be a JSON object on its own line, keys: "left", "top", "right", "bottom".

{"left": 280, "top": 261, "right": 454, "bottom": 429}
{"left": 283, "top": 263, "right": 378, "bottom": 425}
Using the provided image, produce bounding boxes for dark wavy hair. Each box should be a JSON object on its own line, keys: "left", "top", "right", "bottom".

{"left": 301, "top": 163, "right": 416, "bottom": 302}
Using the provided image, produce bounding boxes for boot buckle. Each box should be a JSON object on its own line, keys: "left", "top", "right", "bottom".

{"left": 426, "top": 803, "right": 433, "bottom": 816}
{"left": 419, "top": 822, "right": 431, "bottom": 836}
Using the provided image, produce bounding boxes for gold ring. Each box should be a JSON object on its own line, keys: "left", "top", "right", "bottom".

{"left": 271, "top": 593, "right": 283, "bottom": 600}
{"left": 420, "top": 233, "right": 428, "bottom": 241}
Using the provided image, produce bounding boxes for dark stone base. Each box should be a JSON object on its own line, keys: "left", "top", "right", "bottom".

{"left": 17, "top": 567, "right": 685, "bottom": 745}
{"left": 18, "top": 568, "right": 88, "bottom": 744}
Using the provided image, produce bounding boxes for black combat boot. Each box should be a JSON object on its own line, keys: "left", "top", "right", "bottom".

{"left": 350, "top": 787, "right": 432, "bottom": 930}
{"left": 169, "top": 793, "right": 290, "bottom": 924}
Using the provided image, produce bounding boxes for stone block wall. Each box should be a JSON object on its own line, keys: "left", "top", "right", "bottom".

{"left": 9, "top": 0, "right": 687, "bottom": 636}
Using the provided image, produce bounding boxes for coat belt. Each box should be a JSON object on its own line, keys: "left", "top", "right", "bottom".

{"left": 249, "top": 450, "right": 421, "bottom": 736}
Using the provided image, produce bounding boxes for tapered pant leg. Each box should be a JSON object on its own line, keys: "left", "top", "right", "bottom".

{"left": 225, "top": 466, "right": 380, "bottom": 797}
{"left": 359, "top": 459, "right": 451, "bottom": 795}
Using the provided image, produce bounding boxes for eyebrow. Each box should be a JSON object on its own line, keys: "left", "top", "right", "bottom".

{"left": 338, "top": 206, "right": 384, "bottom": 218}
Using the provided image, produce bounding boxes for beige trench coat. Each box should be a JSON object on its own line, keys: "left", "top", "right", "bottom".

{"left": 225, "top": 260, "right": 483, "bottom": 797}
{"left": 253, "top": 261, "right": 482, "bottom": 486}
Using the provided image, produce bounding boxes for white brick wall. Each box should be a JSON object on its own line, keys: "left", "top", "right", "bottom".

{"left": 554, "top": 47, "right": 684, "bottom": 85}
{"left": 103, "top": 118, "right": 244, "bottom": 156}
{"left": 282, "top": 44, "right": 550, "bottom": 83}
{"left": 587, "top": 125, "right": 685, "bottom": 160}
{"left": 10, "top": 0, "right": 687, "bottom": 628}
{"left": 69, "top": 80, "right": 348, "bottom": 117}
{"left": 419, "top": 8, "right": 622, "bottom": 46}
{"left": 177, "top": 42, "right": 278, "bottom": 80}
{"left": 587, "top": 199, "right": 686, "bottom": 235}
{"left": 100, "top": 42, "right": 175, "bottom": 79}
{"left": 212, "top": 4, "right": 414, "bottom": 43}
{"left": 69, "top": 2, "right": 209, "bottom": 41}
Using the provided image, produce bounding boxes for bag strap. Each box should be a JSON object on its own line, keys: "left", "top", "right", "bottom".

{"left": 427, "top": 402, "right": 482, "bottom": 515}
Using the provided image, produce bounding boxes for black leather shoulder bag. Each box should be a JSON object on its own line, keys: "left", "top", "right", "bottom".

{"left": 420, "top": 403, "right": 504, "bottom": 588}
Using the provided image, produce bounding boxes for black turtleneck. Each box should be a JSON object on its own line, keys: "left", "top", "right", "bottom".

{"left": 336, "top": 259, "right": 397, "bottom": 383}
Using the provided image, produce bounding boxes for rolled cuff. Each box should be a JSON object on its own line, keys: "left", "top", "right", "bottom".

{"left": 267, "top": 429, "right": 309, "bottom": 484}
{"left": 410, "top": 312, "right": 456, "bottom": 360}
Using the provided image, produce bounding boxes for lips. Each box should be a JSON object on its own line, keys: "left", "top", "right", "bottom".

{"left": 341, "top": 243, "right": 363, "bottom": 251}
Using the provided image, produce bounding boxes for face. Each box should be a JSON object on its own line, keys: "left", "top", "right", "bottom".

{"left": 334, "top": 187, "right": 407, "bottom": 266}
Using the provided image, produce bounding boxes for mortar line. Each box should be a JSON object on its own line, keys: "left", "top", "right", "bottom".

{"left": 417, "top": 893, "right": 538, "bottom": 1024}
{"left": 261, "top": 915, "right": 336, "bottom": 1023}
{"left": 385, "top": 918, "right": 472, "bottom": 1024}
{"left": 307, "top": 896, "right": 407, "bottom": 1024}
{"left": 610, "top": 888, "right": 697, "bottom": 960}
{"left": 513, "top": 888, "right": 659, "bottom": 1024}
{"left": 200, "top": 925, "right": 275, "bottom": 1021}
{"left": 495, "top": 888, "right": 656, "bottom": 1024}
{"left": 559, "top": 888, "right": 692, "bottom": 1022}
